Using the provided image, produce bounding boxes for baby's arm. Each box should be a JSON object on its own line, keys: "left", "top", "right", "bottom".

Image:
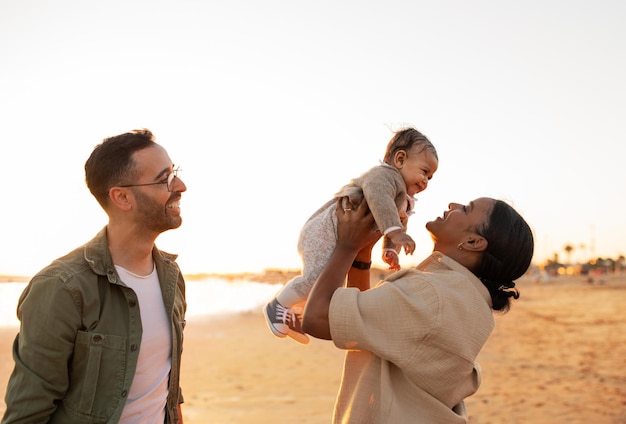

{"left": 382, "top": 230, "right": 416, "bottom": 271}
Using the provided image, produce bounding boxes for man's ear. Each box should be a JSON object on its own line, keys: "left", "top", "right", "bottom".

{"left": 108, "top": 187, "right": 133, "bottom": 211}
{"left": 465, "top": 236, "right": 488, "bottom": 252}
{"left": 393, "top": 150, "right": 408, "bottom": 168}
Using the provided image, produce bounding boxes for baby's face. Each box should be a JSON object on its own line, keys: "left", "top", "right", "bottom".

{"left": 399, "top": 149, "right": 438, "bottom": 196}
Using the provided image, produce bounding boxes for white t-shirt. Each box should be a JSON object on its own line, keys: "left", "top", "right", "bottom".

{"left": 116, "top": 265, "right": 172, "bottom": 424}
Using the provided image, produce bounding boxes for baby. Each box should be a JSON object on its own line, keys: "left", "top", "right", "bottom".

{"left": 264, "top": 127, "right": 439, "bottom": 343}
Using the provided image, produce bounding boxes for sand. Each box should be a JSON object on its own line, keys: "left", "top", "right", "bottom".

{"left": 1, "top": 274, "right": 625, "bottom": 423}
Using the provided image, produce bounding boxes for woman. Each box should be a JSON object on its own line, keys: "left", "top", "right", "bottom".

{"left": 302, "top": 197, "right": 534, "bottom": 423}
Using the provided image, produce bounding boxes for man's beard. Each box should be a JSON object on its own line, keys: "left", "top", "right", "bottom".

{"left": 134, "top": 190, "right": 182, "bottom": 234}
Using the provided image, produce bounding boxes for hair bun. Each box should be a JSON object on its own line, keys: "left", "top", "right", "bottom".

{"left": 497, "top": 283, "right": 519, "bottom": 299}
{"left": 480, "top": 277, "right": 520, "bottom": 300}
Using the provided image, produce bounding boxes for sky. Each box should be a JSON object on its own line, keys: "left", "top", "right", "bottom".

{"left": 1, "top": 0, "right": 624, "bottom": 276}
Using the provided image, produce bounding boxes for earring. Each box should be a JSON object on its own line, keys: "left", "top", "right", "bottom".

{"left": 457, "top": 242, "right": 464, "bottom": 250}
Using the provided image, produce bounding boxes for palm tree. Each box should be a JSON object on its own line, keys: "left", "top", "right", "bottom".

{"left": 564, "top": 244, "right": 574, "bottom": 264}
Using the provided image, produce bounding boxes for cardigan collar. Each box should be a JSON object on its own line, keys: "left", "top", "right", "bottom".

{"left": 417, "top": 251, "right": 493, "bottom": 308}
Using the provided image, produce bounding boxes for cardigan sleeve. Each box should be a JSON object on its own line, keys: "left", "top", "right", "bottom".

{"left": 329, "top": 270, "right": 439, "bottom": 364}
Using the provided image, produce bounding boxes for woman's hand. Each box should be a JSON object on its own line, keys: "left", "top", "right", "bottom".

{"left": 336, "top": 198, "right": 381, "bottom": 255}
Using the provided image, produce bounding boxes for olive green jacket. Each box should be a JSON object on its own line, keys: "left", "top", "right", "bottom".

{"left": 2, "top": 227, "right": 186, "bottom": 424}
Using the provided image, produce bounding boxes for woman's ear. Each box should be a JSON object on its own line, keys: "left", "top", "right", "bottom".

{"left": 393, "top": 150, "right": 408, "bottom": 168}
{"left": 465, "top": 236, "right": 488, "bottom": 252}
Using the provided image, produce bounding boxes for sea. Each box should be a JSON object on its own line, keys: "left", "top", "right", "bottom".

{"left": 0, "top": 278, "right": 283, "bottom": 327}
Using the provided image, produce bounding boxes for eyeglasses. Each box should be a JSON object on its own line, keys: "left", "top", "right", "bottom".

{"left": 118, "top": 167, "right": 182, "bottom": 192}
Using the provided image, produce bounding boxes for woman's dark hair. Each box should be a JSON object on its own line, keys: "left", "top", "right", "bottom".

{"left": 383, "top": 127, "right": 438, "bottom": 164}
{"left": 474, "top": 200, "right": 534, "bottom": 312}
{"left": 85, "top": 128, "right": 156, "bottom": 208}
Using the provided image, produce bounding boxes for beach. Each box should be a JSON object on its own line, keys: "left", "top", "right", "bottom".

{"left": 1, "top": 274, "right": 625, "bottom": 423}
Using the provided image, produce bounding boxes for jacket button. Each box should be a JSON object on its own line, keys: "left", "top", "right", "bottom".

{"left": 92, "top": 335, "right": 103, "bottom": 344}
{"left": 130, "top": 344, "right": 138, "bottom": 352}
{"left": 121, "top": 390, "right": 128, "bottom": 397}
{"left": 129, "top": 300, "right": 137, "bottom": 307}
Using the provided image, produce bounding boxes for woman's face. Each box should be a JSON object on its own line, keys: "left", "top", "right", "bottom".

{"left": 426, "top": 197, "right": 495, "bottom": 247}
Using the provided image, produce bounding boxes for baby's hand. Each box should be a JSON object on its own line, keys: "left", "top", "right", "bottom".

{"left": 388, "top": 231, "right": 416, "bottom": 255}
{"left": 383, "top": 249, "right": 401, "bottom": 271}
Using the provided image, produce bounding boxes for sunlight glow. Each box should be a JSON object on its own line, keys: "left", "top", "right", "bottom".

{"left": 1, "top": 1, "right": 624, "bottom": 276}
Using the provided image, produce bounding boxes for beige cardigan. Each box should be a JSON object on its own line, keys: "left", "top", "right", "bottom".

{"left": 329, "top": 252, "right": 495, "bottom": 423}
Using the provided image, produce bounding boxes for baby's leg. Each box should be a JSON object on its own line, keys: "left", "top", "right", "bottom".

{"left": 287, "top": 204, "right": 338, "bottom": 302}
{"left": 275, "top": 276, "right": 308, "bottom": 308}
{"left": 263, "top": 204, "right": 338, "bottom": 344}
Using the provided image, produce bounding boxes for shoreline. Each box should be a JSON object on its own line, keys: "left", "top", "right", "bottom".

{"left": 0, "top": 267, "right": 394, "bottom": 286}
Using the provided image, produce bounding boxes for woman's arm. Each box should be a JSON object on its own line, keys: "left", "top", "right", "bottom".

{"left": 346, "top": 237, "right": 378, "bottom": 291}
{"left": 302, "top": 199, "right": 381, "bottom": 339}
{"left": 346, "top": 260, "right": 371, "bottom": 291}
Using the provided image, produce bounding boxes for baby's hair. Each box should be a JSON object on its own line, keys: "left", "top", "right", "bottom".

{"left": 383, "top": 127, "right": 438, "bottom": 164}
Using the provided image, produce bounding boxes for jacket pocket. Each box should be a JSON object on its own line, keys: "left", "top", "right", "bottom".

{"left": 64, "top": 331, "right": 127, "bottom": 420}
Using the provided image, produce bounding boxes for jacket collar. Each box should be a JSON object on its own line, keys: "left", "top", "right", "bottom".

{"left": 83, "top": 226, "right": 179, "bottom": 283}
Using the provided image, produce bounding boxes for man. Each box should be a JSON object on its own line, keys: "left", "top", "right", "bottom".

{"left": 3, "top": 129, "right": 187, "bottom": 423}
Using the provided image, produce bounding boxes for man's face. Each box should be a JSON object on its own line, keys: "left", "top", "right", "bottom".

{"left": 128, "top": 144, "right": 186, "bottom": 234}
